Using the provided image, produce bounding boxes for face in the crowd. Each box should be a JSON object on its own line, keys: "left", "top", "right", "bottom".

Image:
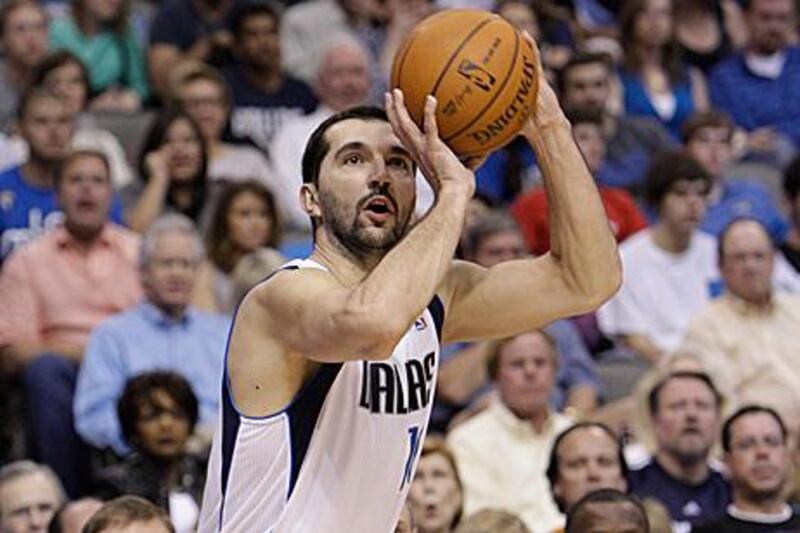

{"left": 573, "top": 122, "right": 606, "bottom": 175}
{"left": 180, "top": 78, "right": 228, "bottom": 144}
{"left": 44, "top": 61, "right": 88, "bottom": 116}
{"left": 317, "top": 43, "right": 370, "bottom": 113}
{"left": 408, "top": 451, "right": 462, "bottom": 533}
{"left": 746, "top": 0, "right": 795, "bottom": 55}
{"left": 497, "top": 1, "right": 541, "bottom": 41}
{"left": 228, "top": 190, "right": 272, "bottom": 253}
{"left": 163, "top": 118, "right": 203, "bottom": 183}
{"left": 0, "top": 472, "right": 61, "bottom": 533}
{"left": 553, "top": 427, "right": 627, "bottom": 511}
{"left": 236, "top": 13, "right": 281, "bottom": 72}
{"left": 82, "top": 0, "right": 124, "bottom": 24}
{"left": 20, "top": 95, "right": 74, "bottom": 165}
{"left": 473, "top": 229, "right": 527, "bottom": 267}
{"left": 652, "top": 376, "right": 720, "bottom": 464}
{"left": 686, "top": 126, "right": 733, "bottom": 180}
{"left": 495, "top": 332, "right": 557, "bottom": 419}
{"left": 572, "top": 501, "right": 648, "bottom": 533}
{"left": 657, "top": 179, "right": 709, "bottom": 237}
{"left": 634, "top": 0, "right": 673, "bottom": 48}
{"left": 134, "top": 389, "right": 191, "bottom": 459}
{"left": 720, "top": 220, "right": 774, "bottom": 304}
{"left": 311, "top": 119, "right": 416, "bottom": 256}
{"left": 1, "top": 3, "right": 48, "bottom": 69}
{"left": 725, "top": 411, "right": 790, "bottom": 503}
{"left": 142, "top": 230, "right": 200, "bottom": 313}
{"left": 562, "top": 63, "right": 611, "bottom": 114}
{"left": 58, "top": 154, "right": 113, "bottom": 240}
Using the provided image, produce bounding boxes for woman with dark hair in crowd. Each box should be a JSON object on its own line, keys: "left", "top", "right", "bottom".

{"left": 619, "top": 0, "right": 708, "bottom": 139}
{"left": 32, "top": 51, "right": 133, "bottom": 189}
{"left": 125, "top": 110, "right": 209, "bottom": 232}
{"left": 96, "top": 371, "right": 204, "bottom": 533}
{"left": 673, "top": 0, "right": 745, "bottom": 72}
{"left": 196, "top": 180, "right": 284, "bottom": 313}
{"left": 407, "top": 437, "right": 464, "bottom": 533}
{"left": 48, "top": 0, "right": 148, "bottom": 110}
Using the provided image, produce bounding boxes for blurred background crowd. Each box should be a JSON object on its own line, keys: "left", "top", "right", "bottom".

{"left": 0, "top": 0, "right": 799, "bottom": 530}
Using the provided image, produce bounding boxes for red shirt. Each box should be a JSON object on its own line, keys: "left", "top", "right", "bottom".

{"left": 511, "top": 186, "right": 647, "bottom": 256}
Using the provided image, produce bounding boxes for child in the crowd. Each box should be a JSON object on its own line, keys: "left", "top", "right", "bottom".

{"left": 95, "top": 372, "right": 205, "bottom": 533}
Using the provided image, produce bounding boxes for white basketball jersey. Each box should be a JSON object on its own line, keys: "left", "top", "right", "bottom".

{"left": 199, "top": 259, "right": 444, "bottom": 532}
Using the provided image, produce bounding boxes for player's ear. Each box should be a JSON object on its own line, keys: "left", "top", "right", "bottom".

{"left": 300, "top": 184, "right": 321, "bottom": 218}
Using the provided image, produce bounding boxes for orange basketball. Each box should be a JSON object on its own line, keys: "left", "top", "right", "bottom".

{"left": 390, "top": 9, "right": 539, "bottom": 158}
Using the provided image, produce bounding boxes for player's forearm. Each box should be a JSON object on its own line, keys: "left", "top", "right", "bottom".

{"left": 352, "top": 186, "right": 469, "bottom": 333}
{"left": 523, "top": 120, "right": 621, "bottom": 305}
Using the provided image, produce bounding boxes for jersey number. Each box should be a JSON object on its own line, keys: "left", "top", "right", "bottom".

{"left": 399, "top": 425, "right": 421, "bottom": 491}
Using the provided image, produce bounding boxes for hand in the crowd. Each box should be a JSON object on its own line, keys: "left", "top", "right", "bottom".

{"left": 144, "top": 148, "right": 171, "bottom": 182}
{"left": 746, "top": 127, "right": 778, "bottom": 154}
{"left": 385, "top": 89, "right": 475, "bottom": 198}
{"left": 89, "top": 88, "right": 141, "bottom": 113}
{"left": 519, "top": 30, "right": 568, "bottom": 137}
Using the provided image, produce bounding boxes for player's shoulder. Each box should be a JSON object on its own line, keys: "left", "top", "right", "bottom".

{"left": 247, "top": 258, "right": 339, "bottom": 307}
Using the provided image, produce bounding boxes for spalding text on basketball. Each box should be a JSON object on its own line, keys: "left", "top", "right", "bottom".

{"left": 466, "top": 55, "right": 537, "bottom": 146}
{"left": 358, "top": 352, "right": 436, "bottom": 415}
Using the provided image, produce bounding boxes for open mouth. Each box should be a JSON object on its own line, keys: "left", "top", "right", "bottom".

{"left": 364, "top": 196, "right": 394, "bottom": 214}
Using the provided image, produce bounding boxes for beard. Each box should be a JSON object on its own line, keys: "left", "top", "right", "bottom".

{"left": 319, "top": 187, "right": 411, "bottom": 261}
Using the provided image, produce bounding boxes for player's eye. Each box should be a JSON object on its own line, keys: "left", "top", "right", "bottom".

{"left": 344, "top": 154, "right": 363, "bottom": 165}
{"left": 388, "top": 157, "right": 411, "bottom": 171}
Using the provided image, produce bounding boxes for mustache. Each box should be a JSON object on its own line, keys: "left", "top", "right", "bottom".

{"left": 358, "top": 185, "right": 398, "bottom": 213}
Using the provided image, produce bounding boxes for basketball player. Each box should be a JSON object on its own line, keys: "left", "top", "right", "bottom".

{"left": 199, "top": 35, "right": 621, "bottom": 532}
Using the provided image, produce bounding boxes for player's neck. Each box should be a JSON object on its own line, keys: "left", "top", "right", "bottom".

{"left": 311, "top": 233, "right": 380, "bottom": 286}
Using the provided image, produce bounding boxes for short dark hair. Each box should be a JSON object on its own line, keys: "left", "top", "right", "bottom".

{"left": 564, "top": 106, "right": 605, "bottom": 129}
{"left": 648, "top": 371, "right": 721, "bottom": 417}
{"left": 566, "top": 489, "right": 649, "bottom": 533}
{"left": 643, "top": 150, "right": 712, "bottom": 209}
{"left": 784, "top": 156, "right": 800, "bottom": 201}
{"left": 301, "top": 106, "right": 390, "bottom": 186}
{"left": 557, "top": 52, "right": 611, "bottom": 95}
{"left": 680, "top": 110, "right": 734, "bottom": 144}
{"left": 230, "top": 0, "right": 282, "bottom": 37}
{"left": 546, "top": 422, "right": 628, "bottom": 512}
{"left": 82, "top": 496, "right": 174, "bottom": 533}
{"left": 0, "top": 0, "right": 45, "bottom": 37}
{"left": 117, "top": 372, "right": 199, "bottom": 448}
{"left": 721, "top": 405, "right": 787, "bottom": 453}
{"left": 16, "top": 86, "right": 62, "bottom": 122}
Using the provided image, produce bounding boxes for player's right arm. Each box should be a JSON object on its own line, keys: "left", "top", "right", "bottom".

{"left": 249, "top": 95, "right": 475, "bottom": 364}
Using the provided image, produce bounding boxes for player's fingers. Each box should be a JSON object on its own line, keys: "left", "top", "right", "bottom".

{"left": 422, "top": 95, "right": 439, "bottom": 144}
{"left": 391, "top": 89, "right": 424, "bottom": 146}
{"left": 521, "top": 30, "right": 543, "bottom": 68}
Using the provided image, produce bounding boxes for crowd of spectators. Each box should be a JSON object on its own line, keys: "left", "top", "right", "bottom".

{"left": 0, "top": 0, "right": 799, "bottom": 530}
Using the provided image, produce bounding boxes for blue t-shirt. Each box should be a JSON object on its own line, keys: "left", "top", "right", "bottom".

{"left": 629, "top": 459, "right": 731, "bottom": 532}
{"left": 0, "top": 166, "right": 63, "bottom": 261}
{"left": 0, "top": 166, "right": 124, "bottom": 261}
{"left": 223, "top": 65, "right": 317, "bottom": 154}
{"left": 701, "top": 180, "right": 789, "bottom": 244}
{"left": 620, "top": 68, "right": 696, "bottom": 141}
{"left": 149, "top": 0, "right": 241, "bottom": 50}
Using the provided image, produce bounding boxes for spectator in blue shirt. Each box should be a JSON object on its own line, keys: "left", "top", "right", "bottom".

{"left": 682, "top": 110, "right": 789, "bottom": 244}
{"left": 707, "top": 0, "right": 800, "bottom": 159}
{"left": 629, "top": 371, "right": 730, "bottom": 531}
{"left": 74, "top": 213, "right": 230, "bottom": 456}
{"left": 0, "top": 88, "right": 72, "bottom": 261}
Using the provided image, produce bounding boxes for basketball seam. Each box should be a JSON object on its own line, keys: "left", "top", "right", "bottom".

{"left": 392, "top": 36, "right": 413, "bottom": 89}
{"left": 442, "top": 28, "right": 521, "bottom": 143}
{"left": 429, "top": 17, "right": 497, "bottom": 98}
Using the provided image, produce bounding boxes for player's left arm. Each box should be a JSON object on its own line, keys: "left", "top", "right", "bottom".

{"left": 439, "top": 33, "right": 622, "bottom": 343}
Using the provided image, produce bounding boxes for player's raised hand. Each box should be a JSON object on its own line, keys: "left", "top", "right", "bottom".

{"left": 519, "top": 31, "right": 568, "bottom": 136}
{"left": 385, "top": 89, "right": 475, "bottom": 198}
